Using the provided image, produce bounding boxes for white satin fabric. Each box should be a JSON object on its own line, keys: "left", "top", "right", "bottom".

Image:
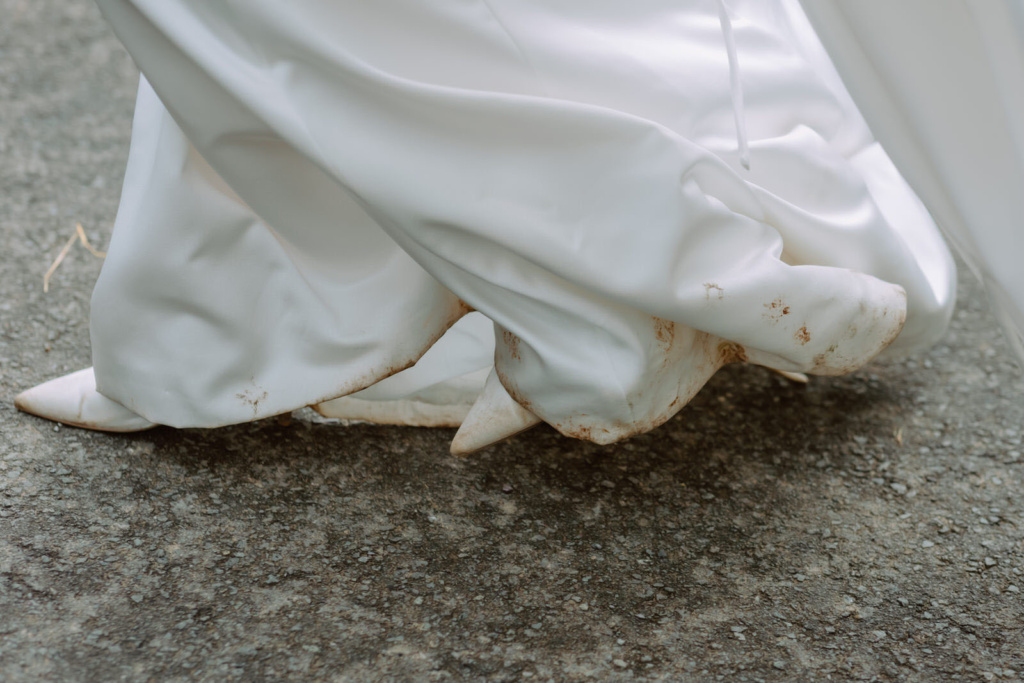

{"left": 800, "top": 0, "right": 1024, "bottom": 362}
{"left": 22, "top": 0, "right": 958, "bottom": 449}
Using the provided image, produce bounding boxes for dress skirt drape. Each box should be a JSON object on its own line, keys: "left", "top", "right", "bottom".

{"left": 19, "top": 0, "right": 958, "bottom": 451}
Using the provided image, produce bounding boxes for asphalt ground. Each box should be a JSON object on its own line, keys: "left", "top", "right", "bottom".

{"left": 2, "top": 2, "right": 1023, "bottom": 681}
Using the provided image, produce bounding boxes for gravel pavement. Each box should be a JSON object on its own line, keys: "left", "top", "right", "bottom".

{"left": 2, "top": 2, "right": 1023, "bottom": 681}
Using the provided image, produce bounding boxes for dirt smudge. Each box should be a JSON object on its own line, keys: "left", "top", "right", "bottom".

{"left": 502, "top": 329, "right": 522, "bottom": 361}
{"left": 561, "top": 422, "right": 615, "bottom": 444}
{"left": 236, "top": 387, "right": 269, "bottom": 418}
{"left": 717, "top": 341, "right": 748, "bottom": 365}
{"left": 653, "top": 317, "right": 675, "bottom": 346}
{"left": 763, "top": 298, "right": 791, "bottom": 323}
{"left": 704, "top": 283, "right": 724, "bottom": 301}
{"left": 795, "top": 325, "right": 811, "bottom": 345}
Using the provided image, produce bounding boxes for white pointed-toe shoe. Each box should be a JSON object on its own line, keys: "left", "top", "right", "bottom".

{"left": 450, "top": 370, "right": 541, "bottom": 455}
{"left": 15, "top": 367, "right": 157, "bottom": 432}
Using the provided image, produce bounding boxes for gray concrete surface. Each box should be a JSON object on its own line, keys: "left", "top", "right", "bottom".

{"left": 2, "top": 2, "right": 1024, "bottom": 681}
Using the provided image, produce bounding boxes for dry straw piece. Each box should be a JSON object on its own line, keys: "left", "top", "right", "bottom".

{"left": 43, "top": 223, "right": 106, "bottom": 293}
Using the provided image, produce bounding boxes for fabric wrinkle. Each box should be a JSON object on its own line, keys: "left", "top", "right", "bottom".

{"left": 717, "top": 0, "right": 751, "bottom": 170}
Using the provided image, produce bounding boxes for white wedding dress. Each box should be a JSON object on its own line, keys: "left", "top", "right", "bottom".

{"left": 17, "top": 0, "right": 965, "bottom": 452}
